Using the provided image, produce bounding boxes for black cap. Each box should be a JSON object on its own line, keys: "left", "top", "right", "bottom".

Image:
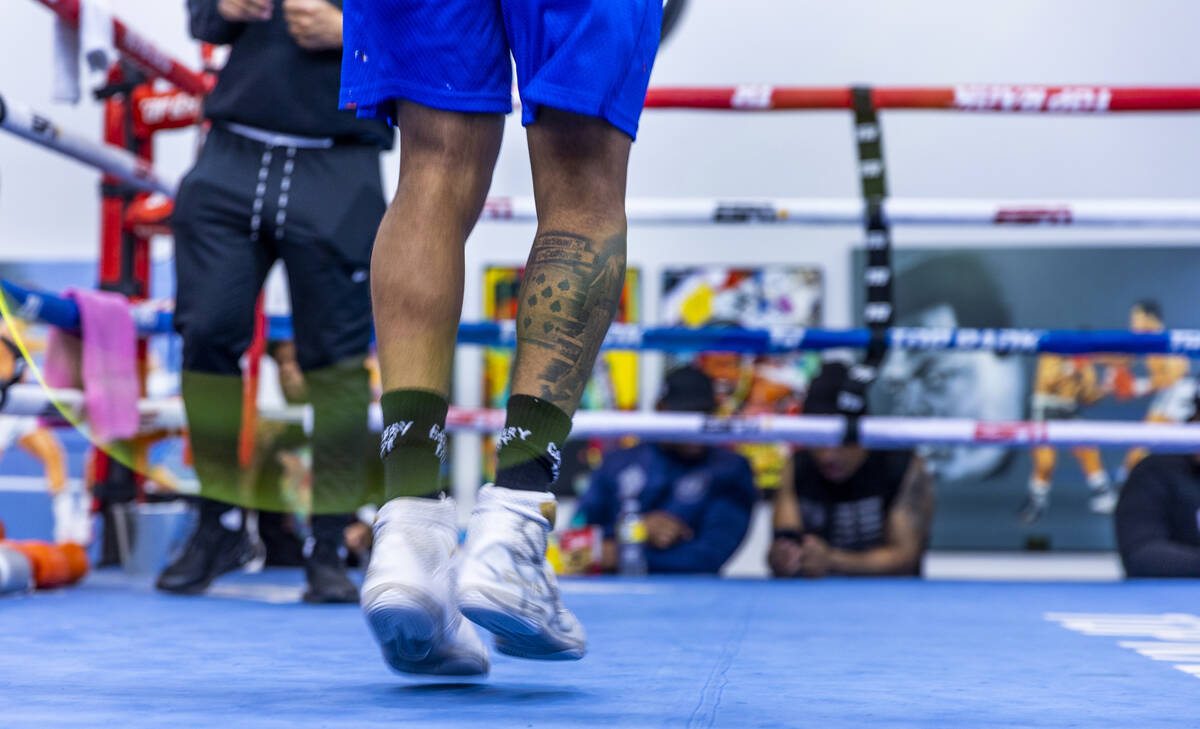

{"left": 803, "top": 361, "right": 869, "bottom": 417}
{"left": 658, "top": 364, "right": 717, "bottom": 413}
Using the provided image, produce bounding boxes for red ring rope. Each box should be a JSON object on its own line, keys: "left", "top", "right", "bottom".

{"left": 644, "top": 85, "right": 1200, "bottom": 112}
{"left": 25, "top": 0, "right": 1200, "bottom": 114}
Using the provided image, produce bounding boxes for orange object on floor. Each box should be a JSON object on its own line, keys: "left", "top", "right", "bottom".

{"left": 7, "top": 541, "right": 72, "bottom": 589}
{"left": 59, "top": 543, "right": 90, "bottom": 584}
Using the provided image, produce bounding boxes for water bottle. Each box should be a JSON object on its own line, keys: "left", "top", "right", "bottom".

{"left": 616, "top": 498, "right": 648, "bottom": 576}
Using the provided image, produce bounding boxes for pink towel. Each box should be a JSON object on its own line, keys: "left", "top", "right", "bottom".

{"left": 43, "top": 288, "right": 139, "bottom": 441}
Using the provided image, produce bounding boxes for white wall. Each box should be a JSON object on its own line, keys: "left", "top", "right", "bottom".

{"left": 6, "top": 1, "right": 1200, "bottom": 259}
{"left": 3, "top": 0, "right": 1199, "bottom": 558}
{"left": 1, "top": 0, "right": 199, "bottom": 259}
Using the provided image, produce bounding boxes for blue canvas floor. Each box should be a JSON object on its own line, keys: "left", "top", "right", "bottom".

{"left": 1, "top": 570, "right": 1197, "bottom": 728}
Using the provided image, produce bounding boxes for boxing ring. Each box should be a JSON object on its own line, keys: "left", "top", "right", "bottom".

{"left": 1, "top": 572, "right": 1198, "bottom": 729}
{"left": 4, "top": 3, "right": 1200, "bottom": 729}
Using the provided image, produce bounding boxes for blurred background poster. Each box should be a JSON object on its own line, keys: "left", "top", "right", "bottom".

{"left": 661, "top": 266, "right": 823, "bottom": 495}
{"left": 855, "top": 246, "right": 1200, "bottom": 550}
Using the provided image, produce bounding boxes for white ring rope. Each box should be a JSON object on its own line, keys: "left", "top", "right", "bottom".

{"left": 7, "top": 384, "right": 1200, "bottom": 451}
{"left": 483, "top": 196, "right": 1200, "bottom": 227}
{"left": 0, "top": 93, "right": 176, "bottom": 196}
{"left": 8, "top": 93, "right": 1200, "bottom": 230}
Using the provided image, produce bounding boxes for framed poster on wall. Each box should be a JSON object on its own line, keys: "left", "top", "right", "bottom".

{"left": 660, "top": 266, "right": 823, "bottom": 493}
{"left": 854, "top": 246, "right": 1200, "bottom": 550}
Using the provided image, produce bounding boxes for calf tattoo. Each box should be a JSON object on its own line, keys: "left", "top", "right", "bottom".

{"left": 516, "top": 230, "right": 627, "bottom": 407}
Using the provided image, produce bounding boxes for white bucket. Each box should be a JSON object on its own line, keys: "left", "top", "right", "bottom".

{"left": 0, "top": 544, "right": 34, "bottom": 595}
{"left": 118, "top": 501, "right": 196, "bottom": 576}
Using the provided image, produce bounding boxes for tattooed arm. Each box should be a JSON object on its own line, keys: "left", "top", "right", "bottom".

{"left": 825, "top": 455, "right": 935, "bottom": 576}
{"left": 768, "top": 455, "right": 805, "bottom": 578}
{"left": 509, "top": 230, "right": 627, "bottom": 414}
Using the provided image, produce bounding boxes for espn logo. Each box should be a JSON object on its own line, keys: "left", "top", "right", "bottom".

{"left": 993, "top": 207, "right": 1073, "bottom": 225}
{"left": 713, "top": 204, "right": 779, "bottom": 223}
{"left": 700, "top": 416, "right": 763, "bottom": 436}
{"left": 481, "top": 197, "right": 514, "bottom": 220}
{"left": 731, "top": 84, "right": 773, "bottom": 109}
{"left": 974, "top": 421, "right": 1050, "bottom": 443}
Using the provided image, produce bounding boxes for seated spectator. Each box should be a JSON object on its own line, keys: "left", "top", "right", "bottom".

{"left": 1115, "top": 389, "right": 1200, "bottom": 577}
{"left": 770, "top": 361, "right": 934, "bottom": 578}
{"left": 578, "top": 365, "right": 758, "bottom": 574}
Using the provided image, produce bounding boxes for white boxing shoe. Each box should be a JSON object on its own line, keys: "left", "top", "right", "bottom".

{"left": 361, "top": 497, "right": 489, "bottom": 677}
{"left": 457, "top": 485, "right": 586, "bottom": 661}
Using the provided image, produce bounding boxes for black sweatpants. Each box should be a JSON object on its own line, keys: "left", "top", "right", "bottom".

{"left": 172, "top": 125, "right": 385, "bottom": 513}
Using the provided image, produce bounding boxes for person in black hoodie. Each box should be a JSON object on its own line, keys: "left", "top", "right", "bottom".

{"left": 579, "top": 365, "right": 759, "bottom": 575}
{"left": 1115, "top": 381, "right": 1200, "bottom": 578}
{"left": 158, "top": 0, "right": 393, "bottom": 603}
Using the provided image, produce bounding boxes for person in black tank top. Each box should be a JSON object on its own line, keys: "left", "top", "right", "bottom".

{"left": 769, "top": 362, "right": 935, "bottom": 578}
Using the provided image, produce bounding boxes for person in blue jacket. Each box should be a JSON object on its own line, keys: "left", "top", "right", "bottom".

{"left": 579, "top": 365, "right": 759, "bottom": 574}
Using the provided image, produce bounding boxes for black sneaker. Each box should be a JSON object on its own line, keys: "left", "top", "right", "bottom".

{"left": 1018, "top": 494, "right": 1048, "bottom": 526}
{"left": 156, "top": 502, "right": 257, "bottom": 595}
{"left": 303, "top": 539, "right": 359, "bottom": 604}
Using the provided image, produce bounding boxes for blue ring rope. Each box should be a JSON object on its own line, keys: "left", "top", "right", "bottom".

{"left": 5, "top": 279, "right": 1198, "bottom": 356}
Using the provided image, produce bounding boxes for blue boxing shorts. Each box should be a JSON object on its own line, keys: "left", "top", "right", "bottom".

{"left": 339, "top": 0, "right": 661, "bottom": 139}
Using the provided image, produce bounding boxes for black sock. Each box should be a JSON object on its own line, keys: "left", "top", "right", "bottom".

{"left": 495, "top": 395, "right": 572, "bottom": 492}
{"left": 379, "top": 389, "right": 448, "bottom": 500}
{"left": 310, "top": 513, "right": 352, "bottom": 548}
{"left": 197, "top": 497, "right": 241, "bottom": 531}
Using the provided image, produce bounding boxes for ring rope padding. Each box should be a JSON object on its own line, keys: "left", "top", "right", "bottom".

{"left": 642, "top": 84, "right": 1200, "bottom": 112}
{"left": 847, "top": 85, "right": 892, "bottom": 444}
{"left": 11, "top": 279, "right": 1200, "bottom": 356}
{"left": 5, "top": 384, "right": 1200, "bottom": 452}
